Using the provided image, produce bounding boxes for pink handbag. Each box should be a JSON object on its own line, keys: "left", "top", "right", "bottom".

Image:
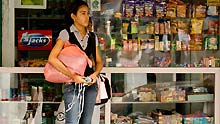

{"left": 44, "top": 41, "right": 92, "bottom": 83}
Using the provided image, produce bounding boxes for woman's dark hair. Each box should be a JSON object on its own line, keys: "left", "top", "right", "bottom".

{"left": 64, "top": 0, "right": 89, "bottom": 28}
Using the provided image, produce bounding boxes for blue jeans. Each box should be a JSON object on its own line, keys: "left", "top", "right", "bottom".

{"left": 64, "top": 83, "right": 98, "bottom": 124}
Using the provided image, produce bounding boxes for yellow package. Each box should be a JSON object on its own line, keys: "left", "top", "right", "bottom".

{"left": 190, "top": 19, "right": 203, "bottom": 34}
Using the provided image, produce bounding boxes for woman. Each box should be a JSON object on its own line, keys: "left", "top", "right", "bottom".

{"left": 48, "top": 1, "right": 103, "bottom": 124}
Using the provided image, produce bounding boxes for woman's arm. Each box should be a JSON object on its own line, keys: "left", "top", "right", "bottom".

{"left": 89, "top": 46, "right": 104, "bottom": 82}
{"left": 94, "top": 46, "right": 104, "bottom": 75}
{"left": 48, "top": 39, "right": 85, "bottom": 83}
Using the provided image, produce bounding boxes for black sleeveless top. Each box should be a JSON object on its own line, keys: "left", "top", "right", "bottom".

{"left": 66, "top": 28, "right": 96, "bottom": 76}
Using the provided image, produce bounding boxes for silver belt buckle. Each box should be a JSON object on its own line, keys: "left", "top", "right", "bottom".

{"left": 65, "top": 82, "right": 72, "bottom": 85}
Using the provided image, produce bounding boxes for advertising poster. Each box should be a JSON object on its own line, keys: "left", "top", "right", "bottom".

{"left": 15, "top": 0, "right": 47, "bottom": 9}
{"left": 17, "top": 30, "right": 52, "bottom": 50}
{"left": 21, "top": 0, "right": 43, "bottom": 5}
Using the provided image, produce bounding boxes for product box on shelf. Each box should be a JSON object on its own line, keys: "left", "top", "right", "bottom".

{"left": 151, "top": 111, "right": 182, "bottom": 124}
{"left": 122, "top": 92, "right": 136, "bottom": 102}
{"left": 138, "top": 91, "right": 156, "bottom": 102}
{"left": 111, "top": 93, "right": 125, "bottom": 102}
{"left": 111, "top": 113, "right": 132, "bottom": 124}
{"left": 156, "top": 89, "right": 185, "bottom": 102}
{"left": 183, "top": 113, "right": 214, "bottom": 124}
{"left": 187, "top": 94, "right": 214, "bottom": 101}
{"left": 183, "top": 117, "right": 214, "bottom": 124}
{"left": 136, "top": 84, "right": 157, "bottom": 102}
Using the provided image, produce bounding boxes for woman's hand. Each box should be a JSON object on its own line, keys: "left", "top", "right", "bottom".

{"left": 88, "top": 73, "right": 98, "bottom": 86}
{"left": 70, "top": 74, "right": 85, "bottom": 84}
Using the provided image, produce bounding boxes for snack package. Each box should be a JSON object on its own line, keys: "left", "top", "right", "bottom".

{"left": 138, "top": 25, "right": 146, "bottom": 34}
{"left": 164, "top": 21, "right": 171, "bottom": 34}
{"left": 122, "top": 22, "right": 129, "bottom": 34}
{"left": 155, "top": 22, "right": 160, "bottom": 34}
{"left": 195, "top": 5, "right": 207, "bottom": 18}
{"left": 177, "top": 4, "right": 186, "bottom": 17}
{"left": 135, "top": 0, "right": 144, "bottom": 17}
{"left": 190, "top": 19, "right": 203, "bottom": 34}
{"left": 189, "top": 34, "right": 203, "bottom": 51}
{"left": 207, "top": 6, "right": 218, "bottom": 16}
{"left": 166, "top": 3, "right": 176, "bottom": 18}
{"left": 122, "top": 0, "right": 126, "bottom": 17}
{"left": 171, "top": 20, "right": 178, "bottom": 34}
{"left": 155, "top": 35, "right": 169, "bottom": 51}
{"left": 131, "top": 21, "right": 138, "bottom": 34}
{"left": 177, "top": 32, "right": 190, "bottom": 50}
{"left": 178, "top": 19, "right": 189, "bottom": 34}
{"left": 176, "top": 40, "right": 182, "bottom": 51}
{"left": 162, "top": 34, "right": 170, "bottom": 51}
{"left": 140, "top": 38, "right": 155, "bottom": 51}
{"left": 155, "top": 2, "right": 167, "bottom": 18}
{"left": 154, "top": 54, "right": 171, "bottom": 67}
{"left": 146, "top": 21, "right": 155, "bottom": 34}
{"left": 204, "top": 16, "right": 218, "bottom": 35}
{"left": 154, "top": 35, "right": 160, "bottom": 51}
{"left": 125, "top": 0, "right": 135, "bottom": 18}
{"left": 204, "top": 35, "right": 219, "bottom": 50}
{"left": 118, "top": 39, "right": 141, "bottom": 67}
{"left": 159, "top": 22, "right": 165, "bottom": 34}
{"left": 144, "top": 0, "right": 155, "bottom": 17}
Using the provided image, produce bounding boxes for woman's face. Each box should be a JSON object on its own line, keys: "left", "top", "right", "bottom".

{"left": 72, "top": 5, "right": 90, "bottom": 27}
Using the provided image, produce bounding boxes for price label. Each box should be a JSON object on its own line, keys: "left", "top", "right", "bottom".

{"left": 207, "top": 0, "right": 220, "bottom": 6}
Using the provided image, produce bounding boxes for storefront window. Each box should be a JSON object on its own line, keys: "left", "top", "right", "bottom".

{"left": 0, "top": 0, "right": 2, "bottom": 66}
{"left": 15, "top": 0, "right": 74, "bottom": 67}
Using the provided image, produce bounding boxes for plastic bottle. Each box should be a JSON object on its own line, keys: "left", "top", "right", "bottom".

{"left": 31, "top": 86, "right": 38, "bottom": 101}
{"left": 27, "top": 112, "right": 33, "bottom": 124}
{"left": 38, "top": 86, "right": 43, "bottom": 101}
{"left": 42, "top": 113, "right": 47, "bottom": 124}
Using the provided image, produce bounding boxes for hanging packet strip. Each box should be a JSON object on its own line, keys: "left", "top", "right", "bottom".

{"left": 144, "top": 0, "right": 155, "bottom": 17}
{"left": 124, "top": 0, "right": 135, "bottom": 18}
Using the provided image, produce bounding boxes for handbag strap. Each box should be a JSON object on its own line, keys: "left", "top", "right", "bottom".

{"left": 66, "top": 28, "right": 84, "bottom": 50}
{"left": 64, "top": 40, "right": 73, "bottom": 48}
{"left": 65, "top": 28, "right": 96, "bottom": 62}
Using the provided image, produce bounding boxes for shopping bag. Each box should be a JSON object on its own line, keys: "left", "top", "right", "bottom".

{"left": 95, "top": 74, "right": 111, "bottom": 105}
{"left": 44, "top": 41, "right": 92, "bottom": 83}
{"left": 55, "top": 100, "right": 102, "bottom": 124}
{"left": 31, "top": 103, "right": 43, "bottom": 124}
{"left": 55, "top": 100, "right": 65, "bottom": 124}
{"left": 31, "top": 87, "right": 43, "bottom": 124}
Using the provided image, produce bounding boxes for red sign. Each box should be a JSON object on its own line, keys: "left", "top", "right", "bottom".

{"left": 18, "top": 30, "right": 52, "bottom": 50}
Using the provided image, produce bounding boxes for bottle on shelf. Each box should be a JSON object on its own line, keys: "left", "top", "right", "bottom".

{"left": 42, "top": 113, "right": 47, "bottom": 124}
